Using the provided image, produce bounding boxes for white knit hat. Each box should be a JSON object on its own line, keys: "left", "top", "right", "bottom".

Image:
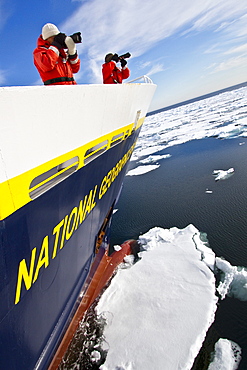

{"left": 42, "top": 23, "right": 60, "bottom": 40}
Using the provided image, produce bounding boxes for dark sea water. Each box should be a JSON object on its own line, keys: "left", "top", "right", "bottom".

{"left": 110, "top": 135, "right": 247, "bottom": 368}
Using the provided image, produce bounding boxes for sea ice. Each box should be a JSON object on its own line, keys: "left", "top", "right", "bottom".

{"left": 91, "top": 350, "right": 101, "bottom": 363}
{"left": 216, "top": 257, "right": 247, "bottom": 301}
{"left": 208, "top": 338, "right": 241, "bottom": 370}
{"left": 128, "top": 86, "right": 247, "bottom": 176}
{"left": 97, "top": 225, "right": 218, "bottom": 370}
{"left": 139, "top": 153, "right": 171, "bottom": 164}
{"left": 212, "top": 168, "right": 234, "bottom": 182}
{"left": 126, "top": 164, "right": 159, "bottom": 176}
{"left": 98, "top": 87, "right": 247, "bottom": 368}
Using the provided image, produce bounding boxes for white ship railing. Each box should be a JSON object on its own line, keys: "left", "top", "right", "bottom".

{"left": 127, "top": 75, "right": 153, "bottom": 84}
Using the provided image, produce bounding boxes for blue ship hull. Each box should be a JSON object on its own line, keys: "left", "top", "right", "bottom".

{"left": 0, "top": 129, "right": 139, "bottom": 369}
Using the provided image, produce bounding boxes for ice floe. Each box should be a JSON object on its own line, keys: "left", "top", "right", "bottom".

{"left": 97, "top": 225, "right": 247, "bottom": 369}
{"left": 216, "top": 257, "right": 247, "bottom": 301}
{"left": 212, "top": 168, "right": 235, "bottom": 182}
{"left": 139, "top": 153, "right": 171, "bottom": 164}
{"left": 98, "top": 225, "right": 218, "bottom": 370}
{"left": 126, "top": 164, "right": 159, "bottom": 176}
{"left": 208, "top": 338, "right": 241, "bottom": 370}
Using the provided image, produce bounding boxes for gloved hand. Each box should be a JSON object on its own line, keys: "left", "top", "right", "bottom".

{"left": 65, "top": 36, "right": 76, "bottom": 56}
{"left": 120, "top": 59, "right": 127, "bottom": 68}
{"left": 70, "top": 32, "right": 82, "bottom": 43}
{"left": 52, "top": 33, "right": 67, "bottom": 49}
{"left": 111, "top": 54, "right": 119, "bottom": 63}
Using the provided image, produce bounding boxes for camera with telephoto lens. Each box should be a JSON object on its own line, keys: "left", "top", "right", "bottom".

{"left": 119, "top": 52, "right": 131, "bottom": 60}
{"left": 70, "top": 32, "right": 82, "bottom": 43}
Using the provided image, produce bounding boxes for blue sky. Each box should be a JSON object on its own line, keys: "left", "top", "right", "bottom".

{"left": 0, "top": 0, "right": 247, "bottom": 111}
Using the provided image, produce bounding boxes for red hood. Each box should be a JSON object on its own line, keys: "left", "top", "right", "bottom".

{"left": 37, "top": 35, "right": 50, "bottom": 48}
{"left": 36, "top": 35, "right": 67, "bottom": 58}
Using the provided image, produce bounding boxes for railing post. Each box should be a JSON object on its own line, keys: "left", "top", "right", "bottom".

{"left": 125, "top": 75, "right": 153, "bottom": 84}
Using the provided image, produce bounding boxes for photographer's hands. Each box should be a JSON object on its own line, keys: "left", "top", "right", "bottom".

{"left": 52, "top": 32, "right": 82, "bottom": 54}
{"left": 111, "top": 54, "right": 119, "bottom": 63}
{"left": 65, "top": 37, "right": 76, "bottom": 56}
{"left": 52, "top": 33, "right": 67, "bottom": 49}
{"left": 120, "top": 59, "right": 127, "bottom": 68}
{"left": 111, "top": 53, "right": 129, "bottom": 67}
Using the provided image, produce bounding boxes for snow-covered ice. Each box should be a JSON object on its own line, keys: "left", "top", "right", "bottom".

{"left": 97, "top": 224, "right": 247, "bottom": 369}
{"left": 216, "top": 257, "right": 247, "bottom": 301}
{"left": 129, "top": 86, "right": 247, "bottom": 176}
{"left": 126, "top": 164, "right": 159, "bottom": 176}
{"left": 212, "top": 168, "right": 235, "bottom": 182}
{"left": 139, "top": 153, "right": 171, "bottom": 164}
{"left": 208, "top": 338, "right": 241, "bottom": 370}
{"left": 98, "top": 225, "right": 218, "bottom": 370}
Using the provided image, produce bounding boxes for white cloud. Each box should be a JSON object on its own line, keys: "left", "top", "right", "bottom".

{"left": 205, "top": 42, "right": 247, "bottom": 57}
{"left": 88, "top": 58, "right": 102, "bottom": 84}
{"left": 136, "top": 59, "right": 166, "bottom": 77}
{"left": 138, "top": 61, "right": 152, "bottom": 69}
{"left": 204, "top": 43, "right": 222, "bottom": 54}
{"left": 224, "top": 43, "right": 247, "bottom": 55}
{"left": 214, "top": 20, "right": 236, "bottom": 33}
{"left": 145, "top": 63, "right": 166, "bottom": 76}
{"left": 186, "top": 1, "right": 247, "bottom": 33}
{"left": 59, "top": 0, "right": 247, "bottom": 82}
{"left": 211, "top": 54, "right": 247, "bottom": 72}
{"left": 217, "top": 14, "right": 247, "bottom": 38}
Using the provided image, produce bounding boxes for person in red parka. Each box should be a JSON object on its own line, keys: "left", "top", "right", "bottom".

{"left": 102, "top": 53, "right": 130, "bottom": 84}
{"left": 33, "top": 23, "right": 81, "bottom": 85}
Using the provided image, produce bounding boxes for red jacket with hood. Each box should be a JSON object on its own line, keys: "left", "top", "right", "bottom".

{"left": 33, "top": 35, "right": 80, "bottom": 85}
{"left": 102, "top": 61, "right": 130, "bottom": 84}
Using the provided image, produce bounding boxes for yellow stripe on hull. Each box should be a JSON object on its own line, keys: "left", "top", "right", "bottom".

{"left": 0, "top": 118, "right": 144, "bottom": 221}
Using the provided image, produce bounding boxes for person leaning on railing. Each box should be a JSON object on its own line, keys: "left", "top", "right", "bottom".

{"left": 33, "top": 23, "right": 81, "bottom": 85}
{"left": 102, "top": 53, "right": 130, "bottom": 84}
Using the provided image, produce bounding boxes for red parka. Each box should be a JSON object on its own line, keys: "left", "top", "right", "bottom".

{"left": 102, "top": 61, "right": 130, "bottom": 84}
{"left": 33, "top": 36, "right": 80, "bottom": 85}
